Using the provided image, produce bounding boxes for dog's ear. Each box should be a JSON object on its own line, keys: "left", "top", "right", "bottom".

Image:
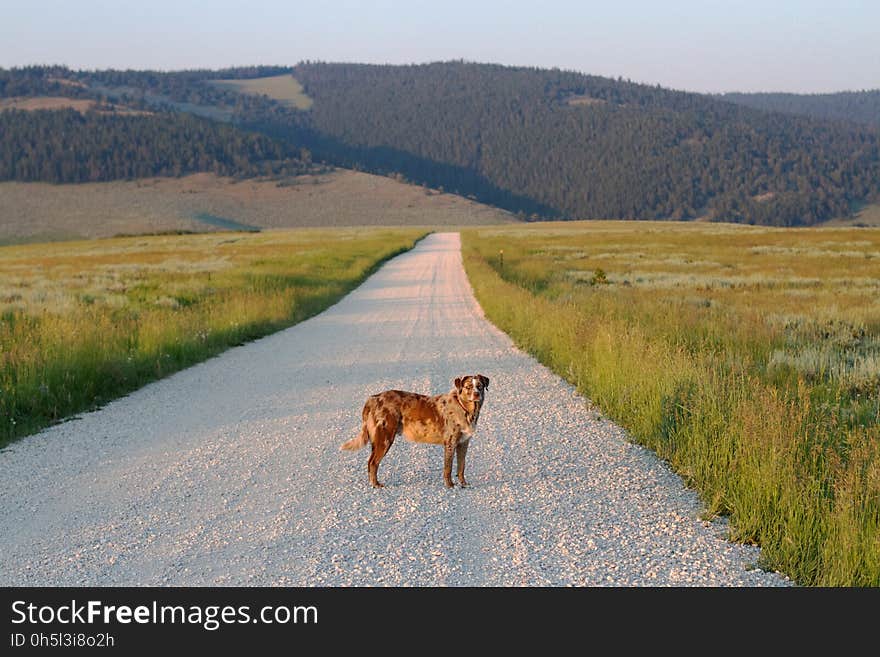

{"left": 478, "top": 375, "right": 489, "bottom": 389}
{"left": 454, "top": 377, "right": 463, "bottom": 392}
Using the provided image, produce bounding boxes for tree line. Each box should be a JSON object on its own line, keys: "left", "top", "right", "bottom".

{"left": 0, "top": 107, "right": 313, "bottom": 183}
{"left": 720, "top": 90, "right": 880, "bottom": 129}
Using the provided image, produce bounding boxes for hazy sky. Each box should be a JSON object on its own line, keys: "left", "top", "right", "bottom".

{"left": 1, "top": 0, "right": 877, "bottom": 93}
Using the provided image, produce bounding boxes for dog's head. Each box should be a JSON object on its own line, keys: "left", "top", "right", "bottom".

{"left": 454, "top": 374, "right": 489, "bottom": 405}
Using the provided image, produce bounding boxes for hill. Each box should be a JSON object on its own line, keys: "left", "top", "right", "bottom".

{"left": 719, "top": 90, "right": 880, "bottom": 128}
{"left": 286, "top": 62, "right": 880, "bottom": 226}
{"left": 0, "top": 65, "right": 317, "bottom": 185}
{"left": 2, "top": 63, "right": 879, "bottom": 227}
{"left": 0, "top": 170, "right": 513, "bottom": 244}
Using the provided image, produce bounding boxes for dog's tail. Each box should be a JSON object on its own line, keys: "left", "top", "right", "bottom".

{"left": 340, "top": 425, "right": 369, "bottom": 451}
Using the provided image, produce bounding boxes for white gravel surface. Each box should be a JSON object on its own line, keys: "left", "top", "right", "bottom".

{"left": 0, "top": 232, "right": 792, "bottom": 586}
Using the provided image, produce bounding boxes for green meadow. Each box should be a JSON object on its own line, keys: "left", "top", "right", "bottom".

{"left": 462, "top": 221, "right": 880, "bottom": 586}
{"left": 0, "top": 227, "right": 425, "bottom": 446}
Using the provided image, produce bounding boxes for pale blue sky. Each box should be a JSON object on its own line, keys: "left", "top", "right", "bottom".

{"left": 1, "top": 0, "right": 877, "bottom": 93}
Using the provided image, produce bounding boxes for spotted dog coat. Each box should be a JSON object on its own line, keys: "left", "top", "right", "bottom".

{"left": 340, "top": 375, "right": 489, "bottom": 488}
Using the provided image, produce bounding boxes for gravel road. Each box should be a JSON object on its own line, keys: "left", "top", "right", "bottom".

{"left": 0, "top": 232, "right": 791, "bottom": 586}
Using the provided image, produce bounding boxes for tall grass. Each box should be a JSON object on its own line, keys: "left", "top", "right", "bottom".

{"left": 0, "top": 228, "right": 425, "bottom": 446}
{"left": 462, "top": 222, "right": 880, "bottom": 586}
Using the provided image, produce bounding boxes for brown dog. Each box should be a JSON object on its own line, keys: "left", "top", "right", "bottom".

{"left": 341, "top": 375, "right": 489, "bottom": 488}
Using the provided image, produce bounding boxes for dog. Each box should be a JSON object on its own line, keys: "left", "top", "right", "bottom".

{"left": 340, "top": 375, "right": 489, "bottom": 488}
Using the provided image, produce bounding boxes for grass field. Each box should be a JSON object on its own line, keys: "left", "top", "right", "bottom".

{"left": 0, "top": 227, "right": 426, "bottom": 446}
{"left": 0, "top": 97, "right": 96, "bottom": 112}
{"left": 209, "top": 74, "right": 313, "bottom": 109}
{"left": 0, "top": 170, "right": 514, "bottom": 245}
{"left": 462, "top": 221, "right": 880, "bottom": 586}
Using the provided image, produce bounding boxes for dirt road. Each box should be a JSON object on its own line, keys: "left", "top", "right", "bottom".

{"left": 0, "top": 233, "right": 790, "bottom": 586}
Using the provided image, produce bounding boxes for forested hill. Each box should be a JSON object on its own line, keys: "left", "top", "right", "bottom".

{"left": 719, "top": 90, "right": 880, "bottom": 129}
{"left": 3, "top": 63, "right": 879, "bottom": 226}
{"left": 0, "top": 109, "right": 313, "bottom": 183}
{"left": 288, "top": 62, "right": 880, "bottom": 225}
{"left": 0, "top": 66, "right": 315, "bottom": 184}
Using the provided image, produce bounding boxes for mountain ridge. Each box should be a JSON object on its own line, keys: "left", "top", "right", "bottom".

{"left": 720, "top": 89, "right": 880, "bottom": 128}
{"left": 2, "top": 62, "right": 878, "bottom": 227}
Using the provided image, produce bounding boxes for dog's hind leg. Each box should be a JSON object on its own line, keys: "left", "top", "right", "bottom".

{"left": 367, "top": 420, "right": 396, "bottom": 488}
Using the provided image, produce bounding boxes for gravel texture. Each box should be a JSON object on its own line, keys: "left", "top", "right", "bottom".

{"left": 0, "top": 232, "right": 792, "bottom": 586}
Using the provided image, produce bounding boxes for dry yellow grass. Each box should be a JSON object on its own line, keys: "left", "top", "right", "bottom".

{"left": 0, "top": 96, "right": 150, "bottom": 115}
{"left": 208, "top": 74, "right": 313, "bottom": 109}
{"left": 0, "top": 97, "right": 96, "bottom": 112}
{"left": 474, "top": 220, "right": 880, "bottom": 327}
{"left": 564, "top": 94, "right": 607, "bottom": 107}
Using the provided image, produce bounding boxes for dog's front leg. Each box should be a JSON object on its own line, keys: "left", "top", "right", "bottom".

{"left": 443, "top": 440, "right": 455, "bottom": 488}
{"left": 456, "top": 442, "right": 469, "bottom": 487}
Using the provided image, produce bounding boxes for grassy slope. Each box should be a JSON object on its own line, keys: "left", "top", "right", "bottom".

{"left": 0, "top": 97, "right": 95, "bottom": 112}
{"left": 0, "top": 227, "right": 426, "bottom": 446}
{"left": 825, "top": 203, "right": 880, "bottom": 227}
{"left": 0, "top": 169, "right": 515, "bottom": 244}
{"left": 208, "top": 74, "right": 313, "bottom": 109}
{"left": 462, "top": 221, "right": 880, "bottom": 586}
{"left": 0, "top": 97, "right": 150, "bottom": 115}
